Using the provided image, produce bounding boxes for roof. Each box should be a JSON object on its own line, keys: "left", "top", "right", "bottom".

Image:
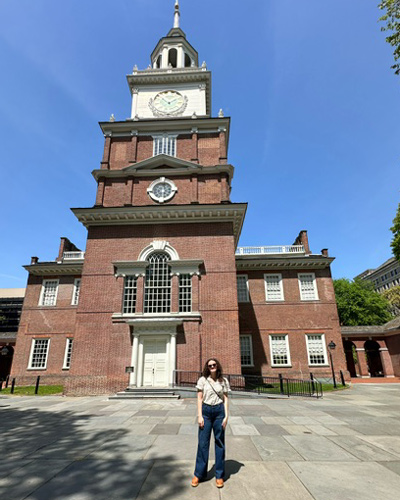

{"left": 341, "top": 315, "right": 400, "bottom": 336}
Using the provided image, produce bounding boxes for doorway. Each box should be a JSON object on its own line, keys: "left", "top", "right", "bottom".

{"left": 142, "top": 338, "right": 168, "bottom": 387}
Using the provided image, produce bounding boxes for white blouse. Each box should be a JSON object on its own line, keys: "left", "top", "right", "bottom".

{"left": 196, "top": 376, "right": 231, "bottom": 406}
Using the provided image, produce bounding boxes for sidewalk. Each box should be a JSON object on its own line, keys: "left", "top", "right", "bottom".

{"left": 1, "top": 385, "right": 400, "bottom": 499}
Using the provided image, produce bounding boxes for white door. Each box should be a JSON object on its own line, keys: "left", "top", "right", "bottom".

{"left": 143, "top": 339, "right": 168, "bottom": 387}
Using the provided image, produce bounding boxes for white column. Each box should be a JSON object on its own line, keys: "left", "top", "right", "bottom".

{"left": 130, "top": 334, "right": 139, "bottom": 386}
{"left": 178, "top": 46, "right": 184, "bottom": 68}
{"left": 137, "top": 339, "right": 144, "bottom": 387}
{"left": 170, "top": 334, "right": 177, "bottom": 385}
{"left": 162, "top": 47, "right": 169, "bottom": 68}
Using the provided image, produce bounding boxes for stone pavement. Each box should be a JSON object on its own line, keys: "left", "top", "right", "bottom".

{"left": 1, "top": 384, "right": 400, "bottom": 500}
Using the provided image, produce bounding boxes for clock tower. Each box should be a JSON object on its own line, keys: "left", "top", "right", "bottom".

{"left": 66, "top": 1, "right": 246, "bottom": 393}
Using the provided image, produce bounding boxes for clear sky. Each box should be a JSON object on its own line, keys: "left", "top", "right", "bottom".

{"left": 0, "top": 0, "right": 399, "bottom": 288}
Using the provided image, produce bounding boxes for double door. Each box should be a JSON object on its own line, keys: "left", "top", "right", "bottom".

{"left": 142, "top": 338, "right": 168, "bottom": 387}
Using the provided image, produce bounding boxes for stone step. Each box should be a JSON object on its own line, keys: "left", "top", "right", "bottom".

{"left": 109, "top": 393, "right": 180, "bottom": 400}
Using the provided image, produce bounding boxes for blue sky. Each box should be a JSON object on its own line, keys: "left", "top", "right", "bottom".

{"left": 0, "top": 0, "right": 399, "bottom": 288}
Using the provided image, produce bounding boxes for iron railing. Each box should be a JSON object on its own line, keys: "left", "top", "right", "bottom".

{"left": 63, "top": 251, "right": 85, "bottom": 260}
{"left": 173, "top": 370, "right": 323, "bottom": 398}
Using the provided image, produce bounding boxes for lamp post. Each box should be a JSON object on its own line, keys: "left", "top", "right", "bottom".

{"left": 328, "top": 341, "right": 337, "bottom": 388}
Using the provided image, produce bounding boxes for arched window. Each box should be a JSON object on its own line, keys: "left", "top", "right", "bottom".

{"left": 184, "top": 53, "right": 191, "bottom": 67}
{"left": 144, "top": 252, "right": 171, "bottom": 313}
{"left": 168, "top": 48, "right": 177, "bottom": 68}
{"left": 156, "top": 54, "right": 162, "bottom": 68}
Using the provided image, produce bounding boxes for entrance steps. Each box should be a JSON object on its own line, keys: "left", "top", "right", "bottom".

{"left": 109, "top": 387, "right": 180, "bottom": 400}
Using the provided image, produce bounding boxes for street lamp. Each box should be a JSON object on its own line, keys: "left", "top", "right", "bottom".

{"left": 328, "top": 341, "right": 337, "bottom": 388}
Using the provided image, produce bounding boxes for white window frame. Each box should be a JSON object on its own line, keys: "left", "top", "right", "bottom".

{"left": 269, "top": 334, "right": 292, "bottom": 367}
{"left": 28, "top": 338, "right": 50, "bottom": 370}
{"left": 240, "top": 334, "right": 254, "bottom": 367}
{"left": 152, "top": 134, "right": 177, "bottom": 157}
{"left": 305, "top": 333, "right": 328, "bottom": 366}
{"left": 298, "top": 273, "right": 319, "bottom": 301}
{"left": 237, "top": 275, "right": 249, "bottom": 303}
{"left": 264, "top": 273, "right": 284, "bottom": 301}
{"left": 39, "top": 279, "right": 59, "bottom": 306}
{"left": 63, "top": 338, "right": 73, "bottom": 370}
{"left": 71, "top": 278, "right": 81, "bottom": 306}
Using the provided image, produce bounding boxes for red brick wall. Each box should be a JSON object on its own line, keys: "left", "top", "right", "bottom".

{"left": 383, "top": 334, "right": 400, "bottom": 377}
{"left": 238, "top": 268, "right": 349, "bottom": 379}
{"left": 65, "top": 221, "right": 241, "bottom": 394}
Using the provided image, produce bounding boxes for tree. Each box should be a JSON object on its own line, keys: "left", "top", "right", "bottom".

{"left": 379, "top": 0, "right": 400, "bottom": 75}
{"left": 333, "top": 278, "right": 392, "bottom": 326}
{"left": 391, "top": 202, "right": 400, "bottom": 261}
{"left": 382, "top": 285, "right": 400, "bottom": 315}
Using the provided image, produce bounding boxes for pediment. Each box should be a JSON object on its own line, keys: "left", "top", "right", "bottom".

{"left": 123, "top": 154, "right": 201, "bottom": 173}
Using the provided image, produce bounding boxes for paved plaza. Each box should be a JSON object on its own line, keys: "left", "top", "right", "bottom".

{"left": 1, "top": 385, "right": 400, "bottom": 499}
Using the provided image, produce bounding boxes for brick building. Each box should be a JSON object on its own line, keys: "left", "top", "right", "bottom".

{"left": 11, "top": 2, "right": 348, "bottom": 394}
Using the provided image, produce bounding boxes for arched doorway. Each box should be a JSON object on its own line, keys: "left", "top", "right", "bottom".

{"left": 364, "top": 340, "right": 384, "bottom": 377}
{"left": 343, "top": 340, "right": 358, "bottom": 378}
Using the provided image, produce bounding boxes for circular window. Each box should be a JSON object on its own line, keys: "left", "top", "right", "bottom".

{"left": 147, "top": 177, "right": 177, "bottom": 203}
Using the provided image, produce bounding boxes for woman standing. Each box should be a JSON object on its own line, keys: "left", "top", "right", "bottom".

{"left": 191, "top": 358, "right": 230, "bottom": 488}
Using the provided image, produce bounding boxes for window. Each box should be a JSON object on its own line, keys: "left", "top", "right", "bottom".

{"left": 123, "top": 276, "right": 137, "bottom": 314}
{"left": 153, "top": 135, "right": 177, "bottom": 157}
{"left": 72, "top": 279, "right": 81, "bottom": 306}
{"left": 269, "top": 335, "right": 291, "bottom": 366}
{"left": 298, "top": 273, "right": 319, "bottom": 301}
{"left": 179, "top": 274, "right": 192, "bottom": 313}
{"left": 240, "top": 335, "right": 253, "bottom": 366}
{"left": 63, "top": 338, "right": 73, "bottom": 369}
{"left": 306, "top": 334, "right": 327, "bottom": 365}
{"left": 144, "top": 252, "right": 171, "bottom": 313}
{"left": 237, "top": 275, "right": 249, "bottom": 302}
{"left": 28, "top": 339, "right": 50, "bottom": 369}
{"left": 39, "top": 279, "right": 59, "bottom": 306}
{"left": 264, "top": 274, "right": 284, "bottom": 301}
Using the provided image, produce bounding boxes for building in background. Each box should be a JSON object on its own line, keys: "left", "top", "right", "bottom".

{"left": 11, "top": 2, "right": 348, "bottom": 394}
{"left": 355, "top": 257, "right": 400, "bottom": 293}
{"left": 0, "top": 288, "right": 25, "bottom": 381}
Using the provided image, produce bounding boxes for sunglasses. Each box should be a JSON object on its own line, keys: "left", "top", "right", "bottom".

{"left": 208, "top": 363, "right": 217, "bottom": 368}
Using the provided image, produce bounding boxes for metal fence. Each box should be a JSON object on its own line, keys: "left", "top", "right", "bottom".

{"left": 173, "top": 370, "right": 323, "bottom": 398}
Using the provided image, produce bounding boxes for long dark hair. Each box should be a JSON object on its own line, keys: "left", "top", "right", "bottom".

{"left": 202, "top": 358, "right": 223, "bottom": 381}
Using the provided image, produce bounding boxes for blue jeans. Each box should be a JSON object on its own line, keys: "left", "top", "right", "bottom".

{"left": 194, "top": 403, "right": 225, "bottom": 480}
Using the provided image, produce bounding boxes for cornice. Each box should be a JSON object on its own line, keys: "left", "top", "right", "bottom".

{"left": 235, "top": 255, "right": 335, "bottom": 270}
{"left": 71, "top": 203, "right": 247, "bottom": 246}
{"left": 99, "top": 116, "right": 230, "bottom": 142}
{"left": 112, "top": 259, "right": 203, "bottom": 277}
{"left": 92, "top": 164, "right": 234, "bottom": 183}
{"left": 24, "top": 262, "right": 83, "bottom": 276}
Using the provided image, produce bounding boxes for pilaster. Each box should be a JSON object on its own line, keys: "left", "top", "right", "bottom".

{"left": 101, "top": 134, "right": 112, "bottom": 169}
{"left": 379, "top": 347, "right": 395, "bottom": 377}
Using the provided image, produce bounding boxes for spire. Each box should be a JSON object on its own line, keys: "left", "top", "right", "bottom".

{"left": 173, "top": 0, "right": 180, "bottom": 29}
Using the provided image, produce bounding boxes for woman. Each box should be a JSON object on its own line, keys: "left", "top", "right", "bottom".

{"left": 191, "top": 358, "right": 230, "bottom": 488}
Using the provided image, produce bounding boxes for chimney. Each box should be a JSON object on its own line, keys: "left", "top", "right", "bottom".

{"left": 321, "top": 248, "right": 329, "bottom": 257}
{"left": 31, "top": 256, "right": 39, "bottom": 265}
{"left": 293, "top": 230, "right": 311, "bottom": 254}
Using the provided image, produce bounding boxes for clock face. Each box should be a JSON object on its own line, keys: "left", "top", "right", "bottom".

{"left": 153, "top": 182, "right": 172, "bottom": 199}
{"left": 147, "top": 177, "right": 177, "bottom": 203}
{"left": 149, "top": 90, "right": 187, "bottom": 117}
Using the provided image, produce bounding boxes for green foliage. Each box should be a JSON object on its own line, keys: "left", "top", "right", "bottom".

{"left": 379, "top": 0, "right": 400, "bottom": 75}
{"left": 382, "top": 285, "right": 400, "bottom": 314}
{"left": 390, "top": 202, "right": 400, "bottom": 260}
{"left": 333, "top": 278, "right": 392, "bottom": 326}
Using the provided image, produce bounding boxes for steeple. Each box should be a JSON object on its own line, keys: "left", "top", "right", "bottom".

{"left": 173, "top": 0, "right": 180, "bottom": 29}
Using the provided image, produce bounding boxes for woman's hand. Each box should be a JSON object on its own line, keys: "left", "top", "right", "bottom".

{"left": 222, "top": 417, "right": 228, "bottom": 430}
{"left": 198, "top": 416, "right": 204, "bottom": 428}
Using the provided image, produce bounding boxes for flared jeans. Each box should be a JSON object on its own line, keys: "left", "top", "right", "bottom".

{"left": 194, "top": 402, "right": 225, "bottom": 480}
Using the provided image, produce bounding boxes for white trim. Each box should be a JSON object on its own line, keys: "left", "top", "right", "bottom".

{"left": 39, "top": 279, "right": 59, "bottom": 306}
{"left": 28, "top": 338, "right": 50, "bottom": 370}
{"left": 305, "top": 333, "right": 328, "bottom": 366}
{"left": 264, "top": 273, "right": 284, "bottom": 301}
{"left": 71, "top": 278, "right": 81, "bottom": 306}
{"left": 138, "top": 240, "right": 180, "bottom": 261}
{"left": 240, "top": 334, "right": 254, "bottom": 367}
{"left": 298, "top": 272, "right": 319, "bottom": 301}
{"left": 269, "top": 334, "right": 292, "bottom": 367}
{"left": 237, "top": 274, "right": 249, "bottom": 303}
{"left": 152, "top": 134, "right": 178, "bottom": 157}
{"left": 62, "top": 338, "right": 73, "bottom": 370}
{"left": 147, "top": 177, "right": 178, "bottom": 203}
